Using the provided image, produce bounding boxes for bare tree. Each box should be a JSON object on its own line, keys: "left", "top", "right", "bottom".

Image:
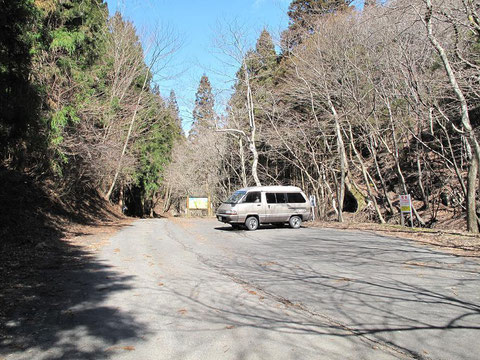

{"left": 105, "top": 22, "right": 181, "bottom": 201}
{"left": 421, "top": 0, "right": 480, "bottom": 232}
{"left": 212, "top": 21, "right": 262, "bottom": 187}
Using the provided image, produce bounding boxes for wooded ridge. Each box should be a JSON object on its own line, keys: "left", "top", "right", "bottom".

{"left": 1, "top": 0, "right": 479, "bottom": 235}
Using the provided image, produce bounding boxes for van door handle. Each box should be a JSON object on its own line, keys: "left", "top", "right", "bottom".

{"left": 256, "top": 204, "right": 261, "bottom": 207}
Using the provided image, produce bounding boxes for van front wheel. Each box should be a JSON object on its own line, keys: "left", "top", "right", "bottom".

{"left": 245, "top": 216, "right": 259, "bottom": 231}
{"left": 289, "top": 216, "right": 302, "bottom": 229}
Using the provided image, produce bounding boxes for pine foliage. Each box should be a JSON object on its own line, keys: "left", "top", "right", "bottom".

{"left": 191, "top": 75, "right": 215, "bottom": 139}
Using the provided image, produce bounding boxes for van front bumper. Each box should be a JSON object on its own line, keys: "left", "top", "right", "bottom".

{"left": 216, "top": 214, "right": 240, "bottom": 224}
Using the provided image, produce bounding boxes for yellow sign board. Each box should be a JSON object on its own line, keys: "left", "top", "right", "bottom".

{"left": 188, "top": 197, "right": 209, "bottom": 210}
{"left": 399, "top": 195, "right": 412, "bottom": 213}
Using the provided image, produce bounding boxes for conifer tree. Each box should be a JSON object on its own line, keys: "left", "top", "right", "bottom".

{"left": 287, "top": 0, "right": 351, "bottom": 25}
{"left": 253, "top": 29, "right": 277, "bottom": 85}
{"left": 256, "top": 29, "right": 276, "bottom": 60}
{"left": 33, "top": 0, "right": 108, "bottom": 170}
{"left": 0, "top": 0, "right": 40, "bottom": 152}
{"left": 283, "top": 0, "right": 352, "bottom": 49}
{"left": 168, "top": 89, "right": 182, "bottom": 132}
{"left": 190, "top": 75, "right": 215, "bottom": 139}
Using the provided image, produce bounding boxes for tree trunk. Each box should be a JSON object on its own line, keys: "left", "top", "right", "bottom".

{"left": 467, "top": 150, "right": 479, "bottom": 233}
{"left": 119, "top": 183, "right": 124, "bottom": 212}
{"left": 239, "top": 137, "right": 247, "bottom": 188}
{"left": 163, "top": 185, "right": 171, "bottom": 213}
{"left": 369, "top": 137, "right": 395, "bottom": 215}
{"left": 425, "top": 0, "right": 479, "bottom": 232}
{"left": 322, "top": 167, "right": 338, "bottom": 217}
{"left": 244, "top": 59, "right": 261, "bottom": 187}
{"left": 395, "top": 156, "right": 425, "bottom": 226}
{"left": 329, "top": 98, "right": 346, "bottom": 222}
{"left": 416, "top": 148, "right": 429, "bottom": 209}
{"left": 249, "top": 139, "right": 261, "bottom": 187}
{"left": 105, "top": 73, "right": 149, "bottom": 201}
{"left": 385, "top": 99, "right": 425, "bottom": 226}
{"left": 349, "top": 125, "right": 385, "bottom": 223}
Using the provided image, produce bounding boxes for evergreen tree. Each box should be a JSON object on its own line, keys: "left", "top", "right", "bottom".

{"left": 34, "top": 0, "right": 108, "bottom": 171}
{"left": 253, "top": 29, "right": 277, "bottom": 85}
{"left": 134, "top": 90, "right": 177, "bottom": 216}
{"left": 168, "top": 90, "right": 179, "bottom": 114}
{"left": 0, "top": 0, "right": 40, "bottom": 154}
{"left": 43, "top": 0, "right": 108, "bottom": 67}
{"left": 190, "top": 75, "right": 215, "bottom": 139}
{"left": 287, "top": 0, "right": 351, "bottom": 25}
{"left": 256, "top": 29, "right": 276, "bottom": 60}
{"left": 0, "top": 0, "right": 180, "bottom": 217}
{"left": 168, "top": 89, "right": 183, "bottom": 134}
{"left": 231, "top": 30, "right": 278, "bottom": 126}
{"left": 283, "top": 0, "right": 352, "bottom": 50}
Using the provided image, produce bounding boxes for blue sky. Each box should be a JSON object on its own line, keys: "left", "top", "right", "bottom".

{"left": 105, "top": 0, "right": 364, "bottom": 133}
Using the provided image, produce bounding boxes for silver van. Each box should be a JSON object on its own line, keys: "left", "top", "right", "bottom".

{"left": 216, "top": 186, "right": 312, "bottom": 230}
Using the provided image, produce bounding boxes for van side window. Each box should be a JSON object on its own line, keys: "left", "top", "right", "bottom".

{"left": 275, "top": 193, "right": 287, "bottom": 203}
{"left": 266, "top": 193, "right": 276, "bottom": 203}
{"left": 244, "top": 191, "right": 261, "bottom": 203}
{"left": 287, "top": 193, "right": 307, "bottom": 203}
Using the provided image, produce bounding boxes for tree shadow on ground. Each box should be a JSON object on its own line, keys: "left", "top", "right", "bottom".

{"left": 0, "top": 241, "right": 147, "bottom": 359}
{"left": 168, "top": 225, "right": 480, "bottom": 359}
{"left": 0, "top": 168, "right": 147, "bottom": 359}
{"left": 233, "top": 230, "right": 480, "bottom": 359}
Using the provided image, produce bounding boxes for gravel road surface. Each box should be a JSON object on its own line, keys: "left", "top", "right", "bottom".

{"left": 3, "top": 218, "right": 480, "bottom": 359}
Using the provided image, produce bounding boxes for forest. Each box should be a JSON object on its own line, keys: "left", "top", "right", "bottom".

{"left": 1, "top": 0, "right": 182, "bottom": 220}
{"left": 166, "top": 0, "right": 480, "bottom": 233}
{"left": 1, "top": 0, "right": 480, "bottom": 234}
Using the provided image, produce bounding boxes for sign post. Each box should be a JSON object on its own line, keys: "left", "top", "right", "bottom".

{"left": 399, "top": 194, "right": 413, "bottom": 228}
{"left": 309, "top": 195, "right": 317, "bottom": 221}
{"left": 187, "top": 196, "right": 209, "bottom": 217}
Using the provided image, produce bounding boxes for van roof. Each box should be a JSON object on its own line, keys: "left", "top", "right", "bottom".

{"left": 237, "top": 186, "right": 304, "bottom": 193}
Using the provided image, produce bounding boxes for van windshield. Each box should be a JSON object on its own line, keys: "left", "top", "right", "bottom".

{"left": 225, "top": 191, "right": 246, "bottom": 204}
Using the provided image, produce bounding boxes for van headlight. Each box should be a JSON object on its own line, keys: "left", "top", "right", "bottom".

{"left": 224, "top": 210, "right": 237, "bottom": 215}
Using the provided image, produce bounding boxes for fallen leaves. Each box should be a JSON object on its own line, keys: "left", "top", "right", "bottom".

{"left": 260, "top": 261, "right": 278, "bottom": 267}
{"left": 404, "top": 261, "right": 428, "bottom": 267}
{"left": 106, "top": 345, "right": 136, "bottom": 352}
{"left": 178, "top": 309, "right": 188, "bottom": 315}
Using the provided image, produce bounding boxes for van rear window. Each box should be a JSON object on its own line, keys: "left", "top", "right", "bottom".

{"left": 266, "top": 192, "right": 306, "bottom": 203}
{"left": 287, "top": 193, "right": 307, "bottom": 203}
